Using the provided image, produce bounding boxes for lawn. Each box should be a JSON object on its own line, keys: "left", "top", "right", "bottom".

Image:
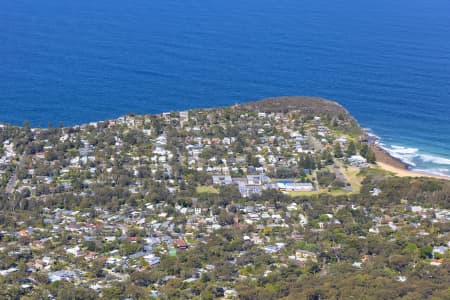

{"left": 196, "top": 185, "right": 219, "bottom": 194}
{"left": 341, "top": 166, "right": 363, "bottom": 193}
{"left": 287, "top": 189, "right": 353, "bottom": 197}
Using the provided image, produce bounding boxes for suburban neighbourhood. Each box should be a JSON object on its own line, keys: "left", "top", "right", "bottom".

{"left": 0, "top": 98, "right": 448, "bottom": 299}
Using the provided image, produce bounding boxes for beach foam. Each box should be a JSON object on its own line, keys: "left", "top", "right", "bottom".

{"left": 418, "top": 154, "right": 450, "bottom": 165}
{"left": 378, "top": 142, "right": 450, "bottom": 177}
{"left": 390, "top": 145, "right": 419, "bottom": 154}
{"left": 381, "top": 145, "right": 418, "bottom": 167}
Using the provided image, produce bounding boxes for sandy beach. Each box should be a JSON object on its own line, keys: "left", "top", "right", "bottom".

{"left": 376, "top": 161, "right": 450, "bottom": 181}
{"left": 370, "top": 143, "right": 450, "bottom": 181}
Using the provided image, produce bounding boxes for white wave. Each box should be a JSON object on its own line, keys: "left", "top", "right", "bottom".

{"left": 419, "top": 154, "right": 450, "bottom": 165}
{"left": 380, "top": 145, "right": 417, "bottom": 167}
{"left": 370, "top": 131, "right": 450, "bottom": 172}
{"left": 392, "top": 157, "right": 416, "bottom": 167}
{"left": 389, "top": 145, "right": 419, "bottom": 154}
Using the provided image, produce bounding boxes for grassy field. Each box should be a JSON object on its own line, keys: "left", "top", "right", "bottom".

{"left": 287, "top": 190, "right": 321, "bottom": 197}
{"left": 287, "top": 189, "right": 353, "bottom": 197}
{"left": 340, "top": 166, "right": 363, "bottom": 193}
{"left": 196, "top": 185, "right": 219, "bottom": 194}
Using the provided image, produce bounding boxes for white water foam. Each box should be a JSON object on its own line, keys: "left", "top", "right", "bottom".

{"left": 390, "top": 145, "right": 419, "bottom": 154}
{"left": 362, "top": 126, "right": 450, "bottom": 178}
{"left": 378, "top": 143, "right": 450, "bottom": 177}
{"left": 382, "top": 145, "right": 418, "bottom": 167}
{"left": 418, "top": 154, "right": 450, "bottom": 165}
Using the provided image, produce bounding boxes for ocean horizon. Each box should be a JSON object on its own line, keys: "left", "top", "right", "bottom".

{"left": 1, "top": 0, "right": 449, "bottom": 177}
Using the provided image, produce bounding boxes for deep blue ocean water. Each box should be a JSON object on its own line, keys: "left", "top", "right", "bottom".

{"left": 1, "top": 0, "right": 449, "bottom": 176}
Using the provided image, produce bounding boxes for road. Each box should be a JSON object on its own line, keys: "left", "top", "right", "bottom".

{"left": 5, "top": 152, "right": 27, "bottom": 194}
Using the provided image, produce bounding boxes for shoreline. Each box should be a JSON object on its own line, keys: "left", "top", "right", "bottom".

{"left": 375, "top": 161, "right": 450, "bottom": 180}
{"left": 366, "top": 132, "right": 450, "bottom": 180}
{"left": 371, "top": 143, "right": 410, "bottom": 170}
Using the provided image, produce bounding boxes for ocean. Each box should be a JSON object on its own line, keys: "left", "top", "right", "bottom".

{"left": 1, "top": 0, "right": 449, "bottom": 177}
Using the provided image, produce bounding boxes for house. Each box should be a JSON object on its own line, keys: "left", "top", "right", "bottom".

{"left": 295, "top": 250, "right": 317, "bottom": 262}
{"left": 144, "top": 254, "right": 161, "bottom": 266}
{"left": 264, "top": 245, "right": 280, "bottom": 254}
{"left": 264, "top": 243, "right": 285, "bottom": 254}
{"left": 179, "top": 111, "right": 189, "bottom": 122}
{"left": 155, "top": 135, "right": 167, "bottom": 145}
{"left": 48, "top": 270, "right": 82, "bottom": 283}
{"left": 246, "top": 174, "right": 270, "bottom": 185}
{"left": 66, "top": 245, "right": 81, "bottom": 256}
{"left": 162, "top": 112, "right": 171, "bottom": 121}
{"left": 18, "top": 230, "right": 29, "bottom": 237}
{"left": 212, "top": 175, "right": 233, "bottom": 185}
{"left": 411, "top": 206, "right": 423, "bottom": 213}
{"left": 84, "top": 252, "right": 98, "bottom": 261}
{"left": 0, "top": 267, "right": 18, "bottom": 276}
{"left": 335, "top": 136, "right": 347, "bottom": 144}
{"left": 348, "top": 155, "right": 367, "bottom": 165}
{"left": 224, "top": 289, "right": 238, "bottom": 299}
{"left": 277, "top": 182, "right": 314, "bottom": 192}
{"left": 370, "top": 188, "right": 382, "bottom": 196}
{"left": 430, "top": 259, "right": 443, "bottom": 266}
{"left": 175, "top": 239, "right": 188, "bottom": 249}
{"left": 258, "top": 112, "right": 267, "bottom": 119}
{"left": 239, "top": 184, "right": 263, "bottom": 197}
{"left": 433, "top": 246, "right": 449, "bottom": 256}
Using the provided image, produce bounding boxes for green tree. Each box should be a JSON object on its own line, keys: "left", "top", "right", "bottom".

{"left": 420, "top": 245, "right": 433, "bottom": 259}
{"left": 345, "top": 140, "right": 356, "bottom": 157}
{"left": 334, "top": 143, "right": 343, "bottom": 158}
